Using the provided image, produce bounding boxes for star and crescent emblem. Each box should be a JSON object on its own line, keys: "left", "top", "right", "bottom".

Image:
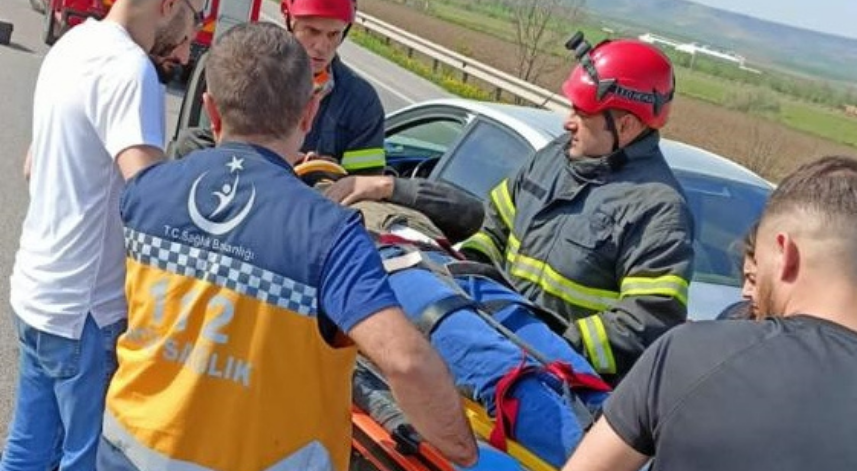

{"left": 188, "top": 156, "right": 257, "bottom": 236}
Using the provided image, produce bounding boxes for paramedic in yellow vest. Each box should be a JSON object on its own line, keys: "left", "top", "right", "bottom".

{"left": 174, "top": 0, "right": 388, "bottom": 174}
{"left": 97, "top": 22, "right": 477, "bottom": 471}
{"left": 460, "top": 36, "right": 695, "bottom": 383}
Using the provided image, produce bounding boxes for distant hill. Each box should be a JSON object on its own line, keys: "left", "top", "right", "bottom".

{"left": 580, "top": 0, "right": 857, "bottom": 84}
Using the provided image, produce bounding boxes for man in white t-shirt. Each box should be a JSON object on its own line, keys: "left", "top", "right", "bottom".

{"left": 3, "top": 0, "right": 204, "bottom": 470}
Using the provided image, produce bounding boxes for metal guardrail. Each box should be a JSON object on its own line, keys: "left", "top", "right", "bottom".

{"left": 354, "top": 12, "right": 572, "bottom": 114}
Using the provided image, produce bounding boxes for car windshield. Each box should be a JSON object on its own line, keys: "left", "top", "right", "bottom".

{"left": 674, "top": 170, "right": 771, "bottom": 287}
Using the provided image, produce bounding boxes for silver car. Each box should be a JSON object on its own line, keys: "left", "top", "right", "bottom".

{"left": 383, "top": 98, "right": 774, "bottom": 320}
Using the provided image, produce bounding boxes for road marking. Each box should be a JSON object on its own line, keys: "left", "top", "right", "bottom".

{"left": 260, "top": 11, "right": 416, "bottom": 105}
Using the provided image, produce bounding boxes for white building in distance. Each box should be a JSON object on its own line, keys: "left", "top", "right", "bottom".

{"left": 638, "top": 33, "right": 762, "bottom": 74}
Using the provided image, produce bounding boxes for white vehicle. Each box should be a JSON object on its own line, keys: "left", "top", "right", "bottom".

{"left": 382, "top": 99, "right": 774, "bottom": 320}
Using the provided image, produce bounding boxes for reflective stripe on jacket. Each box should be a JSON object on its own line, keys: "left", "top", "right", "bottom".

{"left": 462, "top": 132, "right": 694, "bottom": 379}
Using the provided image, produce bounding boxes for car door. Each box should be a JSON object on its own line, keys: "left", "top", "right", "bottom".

{"left": 167, "top": 0, "right": 261, "bottom": 158}
{"left": 168, "top": 50, "right": 210, "bottom": 158}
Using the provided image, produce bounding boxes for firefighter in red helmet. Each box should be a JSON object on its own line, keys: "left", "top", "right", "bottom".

{"left": 175, "top": 0, "right": 387, "bottom": 174}
{"left": 562, "top": 32, "right": 675, "bottom": 147}
{"left": 461, "top": 34, "right": 695, "bottom": 382}
{"left": 278, "top": 0, "right": 386, "bottom": 173}
{"left": 281, "top": 0, "right": 355, "bottom": 75}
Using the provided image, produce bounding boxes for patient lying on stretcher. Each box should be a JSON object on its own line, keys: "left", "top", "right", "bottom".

{"left": 300, "top": 163, "right": 612, "bottom": 469}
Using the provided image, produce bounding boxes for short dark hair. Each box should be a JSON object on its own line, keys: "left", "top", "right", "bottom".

{"left": 205, "top": 22, "right": 313, "bottom": 138}
{"left": 762, "top": 156, "right": 857, "bottom": 231}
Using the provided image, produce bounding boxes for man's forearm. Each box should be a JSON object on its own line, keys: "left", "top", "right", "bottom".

{"left": 390, "top": 179, "right": 484, "bottom": 243}
{"left": 384, "top": 338, "right": 477, "bottom": 467}
{"left": 350, "top": 308, "right": 478, "bottom": 466}
{"left": 563, "top": 417, "right": 649, "bottom": 471}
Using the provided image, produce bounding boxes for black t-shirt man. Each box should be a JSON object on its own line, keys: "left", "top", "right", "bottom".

{"left": 604, "top": 315, "right": 857, "bottom": 471}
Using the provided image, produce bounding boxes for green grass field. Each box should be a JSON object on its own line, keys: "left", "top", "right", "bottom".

{"left": 349, "top": 29, "right": 493, "bottom": 101}
{"left": 426, "top": 0, "right": 608, "bottom": 58}
{"left": 779, "top": 102, "right": 857, "bottom": 148}
{"left": 674, "top": 69, "right": 730, "bottom": 104}
{"left": 401, "top": 0, "right": 857, "bottom": 149}
{"left": 673, "top": 69, "right": 857, "bottom": 147}
{"left": 429, "top": 2, "right": 512, "bottom": 41}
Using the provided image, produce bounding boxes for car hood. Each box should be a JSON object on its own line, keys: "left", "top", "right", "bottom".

{"left": 688, "top": 281, "right": 742, "bottom": 321}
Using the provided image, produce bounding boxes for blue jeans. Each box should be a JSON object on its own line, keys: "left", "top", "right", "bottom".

{"left": 0, "top": 314, "right": 126, "bottom": 471}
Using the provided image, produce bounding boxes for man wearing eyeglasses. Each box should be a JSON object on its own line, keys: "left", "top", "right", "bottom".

{"left": 150, "top": 0, "right": 205, "bottom": 83}
{"left": 5, "top": 0, "right": 204, "bottom": 470}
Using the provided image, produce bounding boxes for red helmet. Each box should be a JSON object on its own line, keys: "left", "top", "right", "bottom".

{"left": 281, "top": 0, "right": 356, "bottom": 25}
{"left": 562, "top": 38, "right": 674, "bottom": 129}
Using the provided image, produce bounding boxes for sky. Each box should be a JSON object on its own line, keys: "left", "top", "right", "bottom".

{"left": 688, "top": 0, "right": 857, "bottom": 39}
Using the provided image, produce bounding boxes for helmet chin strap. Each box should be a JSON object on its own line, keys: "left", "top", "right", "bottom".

{"left": 603, "top": 111, "right": 620, "bottom": 153}
{"left": 599, "top": 111, "right": 655, "bottom": 171}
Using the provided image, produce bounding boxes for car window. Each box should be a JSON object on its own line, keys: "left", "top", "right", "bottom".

{"left": 198, "top": 110, "right": 211, "bottom": 130}
{"left": 385, "top": 118, "right": 465, "bottom": 177}
{"left": 435, "top": 120, "right": 533, "bottom": 200}
{"left": 675, "top": 170, "right": 770, "bottom": 287}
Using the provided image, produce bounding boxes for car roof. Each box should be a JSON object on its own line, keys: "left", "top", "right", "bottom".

{"left": 399, "top": 98, "right": 773, "bottom": 190}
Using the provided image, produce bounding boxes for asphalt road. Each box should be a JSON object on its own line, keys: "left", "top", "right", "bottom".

{"left": 0, "top": 0, "right": 448, "bottom": 447}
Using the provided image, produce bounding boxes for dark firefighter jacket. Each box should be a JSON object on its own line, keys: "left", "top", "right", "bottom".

{"left": 304, "top": 56, "right": 386, "bottom": 173}
{"left": 461, "top": 131, "right": 695, "bottom": 380}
